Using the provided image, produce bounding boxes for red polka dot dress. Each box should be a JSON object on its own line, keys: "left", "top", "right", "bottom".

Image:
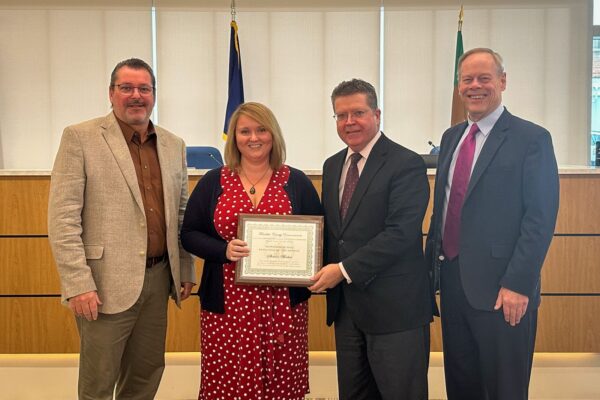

{"left": 199, "top": 165, "right": 310, "bottom": 400}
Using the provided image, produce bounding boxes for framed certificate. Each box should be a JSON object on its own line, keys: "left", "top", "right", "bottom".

{"left": 235, "top": 214, "right": 324, "bottom": 287}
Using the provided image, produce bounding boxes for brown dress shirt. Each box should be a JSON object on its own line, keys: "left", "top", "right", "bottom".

{"left": 116, "top": 115, "right": 167, "bottom": 258}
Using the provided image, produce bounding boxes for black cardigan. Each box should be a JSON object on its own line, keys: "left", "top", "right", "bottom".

{"left": 181, "top": 166, "right": 322, "bottom": 314}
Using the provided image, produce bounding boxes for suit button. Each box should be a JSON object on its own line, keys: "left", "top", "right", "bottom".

{"left": 438, "top": 255, "right": 445, "bottom": 261}
{"left": 338, "top": 240, "right": 344, "bottom": 245}
{"left": 140, "top": 251, "right": 145, "bottom": 256}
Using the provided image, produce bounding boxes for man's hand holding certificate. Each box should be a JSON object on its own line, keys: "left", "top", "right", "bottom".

{"left": 235, "top": 214, "right": 324, "bottom": 287}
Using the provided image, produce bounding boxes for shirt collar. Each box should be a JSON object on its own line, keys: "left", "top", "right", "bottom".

{"left": 467, "top": 104, "right": 504, "bottom": 138}
{"left": 345, "top": 130, "right": 382, "bottom": 163}
{"left": 114, "top": 113, "right": 156, "bottom": 143}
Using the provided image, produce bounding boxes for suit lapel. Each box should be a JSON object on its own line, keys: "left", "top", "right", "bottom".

{"left": 464, "top": 110, "right": 510, "bottom": 202}
{"left": 340, "top": 134, "right": 387, "bottom": 233}
{"left": 327, "top": 150, "right": 347, "bottom": 235}
{"left": 101, "top": 113, "right": 145, "bottom": 213}
{"left": 156, "top": 129, "right": 174, "bottom": 229}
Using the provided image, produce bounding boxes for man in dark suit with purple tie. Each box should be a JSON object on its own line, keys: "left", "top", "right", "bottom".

{"left": 426, "top": 48, "right": 560, "bottom": 399}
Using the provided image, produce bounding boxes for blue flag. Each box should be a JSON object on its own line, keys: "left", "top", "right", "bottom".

{"left": 223, "top": 20, "right": 244, "bottom": 139}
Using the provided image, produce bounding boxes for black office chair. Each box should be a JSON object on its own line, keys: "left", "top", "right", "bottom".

{"left": 186, "top": 146, "right": 224, "bottom": 169}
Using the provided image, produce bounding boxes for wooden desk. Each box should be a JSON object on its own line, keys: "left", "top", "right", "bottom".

{"left": 0, "top": 168, "right": 598, "bottom": 353}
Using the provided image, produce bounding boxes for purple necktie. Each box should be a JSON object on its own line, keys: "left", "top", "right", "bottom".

{"left": 340, "top": 153, "right": 362, "bottom": 220}
{"left": 442, "top": 123, "right": 479, "bottom": 260}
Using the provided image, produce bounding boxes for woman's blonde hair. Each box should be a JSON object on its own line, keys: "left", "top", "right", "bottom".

{"left": 224, "top": 102, "right": 287, "bottom": 171}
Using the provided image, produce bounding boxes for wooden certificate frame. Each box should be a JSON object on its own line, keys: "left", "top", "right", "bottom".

{"left": 235, "top": 214, "right": 324, "bottom": 287}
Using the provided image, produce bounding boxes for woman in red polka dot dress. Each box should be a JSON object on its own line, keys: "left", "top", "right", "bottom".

{"left": 181, "top": 102, "right": 322, "bottom": 400}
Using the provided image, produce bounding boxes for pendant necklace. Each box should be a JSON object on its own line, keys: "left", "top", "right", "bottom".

{"left": 241, "top": 168, "right": 270, "bottom": 195}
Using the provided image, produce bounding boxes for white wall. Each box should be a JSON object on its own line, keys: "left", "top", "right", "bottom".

{"left": 0, "top": 0, "right": 592, "bottom": 169}
{"left": 383, "top": 3, "right": 591, "bottom": 165}
{"left": 155, "top": 9, "right": 380, "bottom": 169}
{"left": 0, "top": 6, "right": 151, "bottom": 169}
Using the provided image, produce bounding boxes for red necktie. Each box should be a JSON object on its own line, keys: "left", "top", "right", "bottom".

{"left": 340, "top": 153, "right": 362, "bottom": 220}
{"left": 442, "top": 123, "right": 479, "bottom": 260}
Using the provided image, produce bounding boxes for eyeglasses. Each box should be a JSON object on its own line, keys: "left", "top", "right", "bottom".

{"left": 333, "top": 110, "right": 369, "bottom": 122}
{"left": 112, "top": 84, "right": 154, "bottom": 95}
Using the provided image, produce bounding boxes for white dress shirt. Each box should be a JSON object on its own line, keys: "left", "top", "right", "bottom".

{"left": 337, "top": 131, "right": 381, "bottom": 283}
{"left": 441, "top": 104, "right": 505, "bottom": 233}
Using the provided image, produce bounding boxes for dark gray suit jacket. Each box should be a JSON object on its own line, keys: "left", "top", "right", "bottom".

{"left": 426, "top": 109, "right": 559, "bottom": 312}
{"left": 322, "top": 133, "right": 432, "bottom": 334}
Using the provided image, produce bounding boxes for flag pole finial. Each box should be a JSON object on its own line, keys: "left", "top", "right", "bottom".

{"left": 231, "top": 0, "right": 236, "bottom": 21}
{"left": 458, "top": 5, "right": 464, "bottom": 31}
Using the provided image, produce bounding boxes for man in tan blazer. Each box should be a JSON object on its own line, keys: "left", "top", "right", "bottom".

{"left": 48, "top": 58, "right": 195, "bottom": 400}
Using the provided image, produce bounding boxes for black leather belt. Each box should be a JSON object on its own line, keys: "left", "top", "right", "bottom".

{"left": 146, "top": 254, "right": 167, "bottom": 268}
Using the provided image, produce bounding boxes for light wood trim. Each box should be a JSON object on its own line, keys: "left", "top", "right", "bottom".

{"left": 428, "top": 295, "right": 600, "bottom": 353}
{"left": 2, "top": 173, "right": 599, "bottom": 354}
{"left": 423, "top": 176, "right": 435, "bottom": 233}
{"left": 0, "top": 177, "right": 50, "bottom": 235}
{"left": 423, "top": 175, "right": 600, "bottom": 236}
{"left": 0, "top": 297, "right": 78, "bottom": 353}
{"left": 166, "top": 298, "right": 200, "bottom": 352}
{"left": 555, "top": 176, "right": 600, "bottom": 234}
{"left": 308, "top": 295, "right": 336, "bottom": 350}
{"left": 167, "top": 294, "right": 338, "bottom": 353}
{"left": 0, "top": 238, "right": 60, "bottom": 294}
{"left": 431, "top": 297, "right": 443, "bottom": 351}
{"left": 542, "top": 236, "right": 600, "bottom": 293}
{"left": 191, "top": 258, "right": 204, "bottom": 293}
{"left": 189, "top": 175, "right": 200, "bottom": 192}
{"left": 536, "top": 297, "right": 600, "bottom": 352}
{"left": 3, "top": 173, "right": 598, "bottom": 236}
{"left": 168, "top": 293, "right": 341, "bottom": 352}
{"left": 0, "top": 297, "right": 205, "bottom": 353}
{"left": 6, "top": 295, "right": 599, "bottom": 353}
{"left": 0, "top": 297, "right": 207, "bottom": 353}
{"left": 308, "top": 175, "right": 323, "bottom": 196}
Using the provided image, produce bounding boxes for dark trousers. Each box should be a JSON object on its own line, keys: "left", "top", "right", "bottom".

{"left": 334, "top": 296, "right": 429, "bottom": 400}
{"left": 440, "top": 257, "right": 537, "bottom": 400}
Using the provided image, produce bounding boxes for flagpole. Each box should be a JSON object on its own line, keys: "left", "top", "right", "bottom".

{"left": 451, "top": 5, "right": 467, "bottom": 126}
{"left": 222, "top": 0, "right": 245, "bottom": 140}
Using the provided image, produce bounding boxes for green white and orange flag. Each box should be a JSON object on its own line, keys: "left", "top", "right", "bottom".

{"left": 451, "top": 6, "right": 467, "bottom": 126}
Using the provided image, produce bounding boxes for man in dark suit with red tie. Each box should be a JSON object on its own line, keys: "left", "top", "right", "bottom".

{"left": 310, "top": 79, "right": 432, "bottom": 399}
{"left": 426, "top": 48, "right": 560, "bottom": 399}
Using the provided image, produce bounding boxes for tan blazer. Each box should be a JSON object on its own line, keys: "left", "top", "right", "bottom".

{"left": 48, "top": 112, "right": 195, "bottom": 314}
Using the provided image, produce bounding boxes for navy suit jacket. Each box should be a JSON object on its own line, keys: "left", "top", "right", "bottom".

{"left": 322, "top": 133, "right": 432, "bottom": 334}
{"left": 426, "top": 109, "right": 559, "bottom": 312}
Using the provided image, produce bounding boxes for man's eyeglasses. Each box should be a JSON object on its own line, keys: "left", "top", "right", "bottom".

{"left": 112, "top": 84, "right": 154, "bottom": 96}
{"left": 333, "top": 110, "right": 369, "bottom": 122}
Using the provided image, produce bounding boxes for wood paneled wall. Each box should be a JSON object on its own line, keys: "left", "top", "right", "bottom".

{"left": 0, "top": 172, "right": 598, "bottom": 353}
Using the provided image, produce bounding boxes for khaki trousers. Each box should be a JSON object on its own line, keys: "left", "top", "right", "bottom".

{"left": 76, "top": 260, "right": 171, "bottom": 400}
